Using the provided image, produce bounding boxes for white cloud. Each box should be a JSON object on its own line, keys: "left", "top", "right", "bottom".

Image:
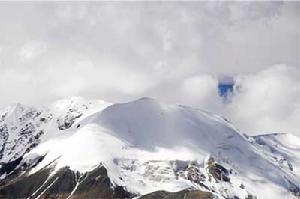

{"left": 19, "top": 41, "right": 47, "bottom": 61}
{"left": 181, "top": 75, "right": 219, "bottom": 106}
{"left": 227, "top": 65, "right": 300, "bottom": 135}
{"left": 0, "top": 2, "right": 299, "bottom": 136}
{"left": 177, "top": 65, "right": 300, "bottom": 136}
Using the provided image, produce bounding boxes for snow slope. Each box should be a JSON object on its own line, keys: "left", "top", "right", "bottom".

{"left": 16, "top": 97, "right": 300, "bottom": 199}
{"left": 250, "top": 133, "right": 300, "bottom": 181}
{"left": 0, "top": 97, "right": 111, "bottom": 178}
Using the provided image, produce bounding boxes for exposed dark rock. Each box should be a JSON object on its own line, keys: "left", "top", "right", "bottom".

{"left": 0, "top": 155, "right": 44, "bottom": 186}
{"left": 57, "top": 111, "right": 83, "bottom": 130}
{"left": 0, "top": 164, "right": 134, "bottom": 199}
{"left": 246, "top": 195, "right": 257, "bottom": 199}
{"left": 37, "top": 167, "right": 79, "bottom": 199}
{"left": 0, "top": 167, "right": 52, "bottom": 199}
{"left": 207, "top": 157, "right": 230, "bottom": 182}
{"left": 0, "top": 106, "right": 51, "bottom": 165}
{"left": 0, "top": 156, "right": 23, "bottom": 177}
{"left": 239, "top": 184, "right": 245, "bottom": 189}
{"left": 139, "top": 189, "right": 213, "bottom": 199}
{"left": 0, "top": 124, "right": 8, "bottom": 160}
{"left": 187, "top": 165, "right": 206, "bottom": 183}
{"left": 70, "top": 165, "right": 134, "bottom": 199}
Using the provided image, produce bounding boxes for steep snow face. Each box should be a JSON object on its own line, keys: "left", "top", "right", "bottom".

{"left": 94, "top": 97, "right": 242, "bottom": 151}
{"left": 24, "top": 98, "right": 300, "bottom": 198}
{"left": 250, "top": 133, "right": 300, "bottom": 180}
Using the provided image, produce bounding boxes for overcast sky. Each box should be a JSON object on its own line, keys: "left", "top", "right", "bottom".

{"left": 0, "top": 2, "right": 299, "bottom": 136}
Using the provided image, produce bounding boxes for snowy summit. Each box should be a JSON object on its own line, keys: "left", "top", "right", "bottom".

{"left": 0, "top": 97, "right": 299, "bottom": 199}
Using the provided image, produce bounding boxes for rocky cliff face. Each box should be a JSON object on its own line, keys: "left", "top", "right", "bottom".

{"left": 0, "top": 104, "right": 51, "bottom": 165}
{"left": 0, "top": 164, "right": 133, "bottom": 199}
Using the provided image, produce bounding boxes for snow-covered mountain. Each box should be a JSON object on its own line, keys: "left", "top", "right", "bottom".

{"left": 0, "top": 97, "right": 299, "bottom": 199}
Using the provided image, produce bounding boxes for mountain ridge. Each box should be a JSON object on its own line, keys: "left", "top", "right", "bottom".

{"left": 0, "top": 97, "right": 299, "bottom": 199}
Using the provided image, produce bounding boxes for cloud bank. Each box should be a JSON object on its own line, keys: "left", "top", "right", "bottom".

{"left": 0, "top": 2, "right": 299, "bottom": 135}
{"left": 175, "top": 65, "right": 300, "bottom": 135}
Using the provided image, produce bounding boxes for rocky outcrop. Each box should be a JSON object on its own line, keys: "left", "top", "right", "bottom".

{"left": 0, "top": 104, "right": 52, "bottom": 163}
{"left": 139, "top": 189, "right": 213, "bottom": 199}
{"left": 57, "top": 111, "right": 83, "bottom": 130}
{"left": 207, "top": 157, "right": 230, "bottom": 182}
{"left": 0, "top": 164, "right": 134, "bottom": 199}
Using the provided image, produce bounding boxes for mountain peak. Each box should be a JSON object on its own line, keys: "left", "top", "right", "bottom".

{"left": 0, "top": 98, "right": 299, "bottom": 199}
